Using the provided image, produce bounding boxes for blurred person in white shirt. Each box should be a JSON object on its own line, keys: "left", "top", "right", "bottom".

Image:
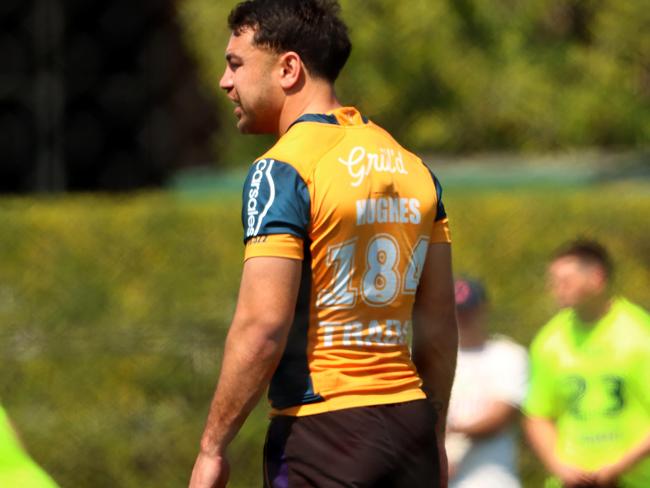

{"left": 446, "top": 278, "right": 528, "bottom": 488}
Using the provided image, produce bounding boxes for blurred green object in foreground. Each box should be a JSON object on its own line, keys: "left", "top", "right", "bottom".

{"left": 0, "top": 404, "right": 59, "bottom": 488}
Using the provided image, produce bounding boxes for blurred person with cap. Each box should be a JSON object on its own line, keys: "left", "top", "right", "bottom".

{"left": 446, "top": 277, "right": 528, "bottom": 488}
{"left": 524, "top": 239, "right": 650, "bottom": 488}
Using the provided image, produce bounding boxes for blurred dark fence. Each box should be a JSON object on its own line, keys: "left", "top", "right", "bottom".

{"left": 0, "top": 0, "right": 218, "bottom": 193}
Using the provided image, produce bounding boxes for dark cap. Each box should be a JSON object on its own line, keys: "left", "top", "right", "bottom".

{"left": 454, "top": 278, "right": 487, "bottom": 311}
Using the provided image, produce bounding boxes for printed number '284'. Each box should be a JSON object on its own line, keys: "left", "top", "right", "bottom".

{"left": 317, "top": 235, "right": 429, "bottom": 308}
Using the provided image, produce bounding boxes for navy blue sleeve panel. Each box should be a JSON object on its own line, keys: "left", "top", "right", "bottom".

{"left": 425, "top": 167, "right": 447, "bottom": 222}
{"left": 241, "top": 158, "right": 311, "bottom": 243}
{"left": 433, "top": 175, "right": 447, "bottom": 221}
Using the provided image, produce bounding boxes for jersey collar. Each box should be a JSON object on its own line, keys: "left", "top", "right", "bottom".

{"left": 289, "top": 106, "right": 369, "bottom": 130}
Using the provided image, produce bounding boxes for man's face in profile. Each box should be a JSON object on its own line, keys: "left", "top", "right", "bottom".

{"left": 219, "top": 28, "right": 283, "bottom": 134}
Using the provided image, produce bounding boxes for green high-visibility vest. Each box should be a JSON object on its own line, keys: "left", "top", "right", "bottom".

{"left": 0, "top": 404, "right": 59, "bottom": 487}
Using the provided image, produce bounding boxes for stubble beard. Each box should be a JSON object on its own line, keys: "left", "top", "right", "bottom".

{"left": 237, "top": 99, "right": 276, "bottom": 135}
{"left": 236, "top": 75, "right": 280, "bottom": 135}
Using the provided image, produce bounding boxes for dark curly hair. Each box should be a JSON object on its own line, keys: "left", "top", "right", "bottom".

{"left": 552, "top": 239, "right": 614, "bottom": 279}
{"left": 228, "top": 0, "right": 352, "bottom": 83}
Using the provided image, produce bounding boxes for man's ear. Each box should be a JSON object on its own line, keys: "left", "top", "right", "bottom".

{"left": 591, "top": 266, "right": 609, "bottom": 292}
{"left": 277, "top": 51, "right": 303, "bottom": 90}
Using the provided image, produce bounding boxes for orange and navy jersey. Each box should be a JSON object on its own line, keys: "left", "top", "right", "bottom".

{"left": 241, "top": 107, "right": 451, "bottom": 416}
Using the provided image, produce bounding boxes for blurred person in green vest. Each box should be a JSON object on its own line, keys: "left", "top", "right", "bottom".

{"left": 0, "top": 403, "right": 59, "bottom": 487}
{"left": 524, "top": 239, "right": 650, "bottom": 488}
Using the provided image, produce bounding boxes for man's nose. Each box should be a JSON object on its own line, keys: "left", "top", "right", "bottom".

{"left": 219, "top": 69, "right": 233, "bottom": 91}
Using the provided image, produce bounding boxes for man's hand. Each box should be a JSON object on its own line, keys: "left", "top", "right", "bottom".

{"left": 524, "top": 416, "right": 598, "bottom": 487}
{"left": 592, "top": 462, "right": 624, "bottom": 487}
{"left": 189, "top": 451, "right": 230, "bottom": 488}
{"left": 594, "top": 462, "right": 626, "bottom": 488}
{"left": 551, "top": 461, "right": 596, "bottom": 488}
{"left": 448, "top": 401, "right": 519, "bottom": 439}
{"left": 591, "top": 432, "right": 650, "bottom": 487}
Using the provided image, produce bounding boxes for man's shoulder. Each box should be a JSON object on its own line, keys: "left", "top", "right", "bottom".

{"left": 484, "top": 336, "right": 528, "bottom": 374}
{"left": 606, "top": 298, "right": 650, "bottom": 352}
{"left": 364, "top": 120, "right": 434, "bottom": 174}
{"left": 257, "top": 116, "right": 431, "bottom": 180}
{"left": 487, "top": 335, "right": 527, "bottom": 357}
{"left": 611, "top": 297, "right": 650, "bottom": 328}
{"left": 530, "top": 309, "right": 574, "bottom": 354}
{"left": 256, "top": 122, "right": 347, "bottom": 179}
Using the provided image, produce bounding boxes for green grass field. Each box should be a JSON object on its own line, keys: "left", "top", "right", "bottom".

{"left": 0, "top": 181, "right": 648, "bottom": 487}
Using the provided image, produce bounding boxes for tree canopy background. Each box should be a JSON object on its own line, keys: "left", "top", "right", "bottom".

{"left": 179, "top": 0, "right": 649, "bottom": 166}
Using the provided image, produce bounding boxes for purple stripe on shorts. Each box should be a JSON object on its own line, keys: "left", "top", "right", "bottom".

{"left": 266, "top": 428, "right": 289, "bottom": 488}
{"left": 271, "top": 451, "right": 289, "bottom": 488}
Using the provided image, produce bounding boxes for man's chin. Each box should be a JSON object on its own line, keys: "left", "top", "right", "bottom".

{"left": 558, "top": 299, "right": 577, "bottom": 309}
{"left": 236, "top": 118, "right": 271, "bottom": 135}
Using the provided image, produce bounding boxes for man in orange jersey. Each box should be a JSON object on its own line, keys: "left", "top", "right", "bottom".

{"left": 189, "top": 1, "right": 458, "bottom": 487}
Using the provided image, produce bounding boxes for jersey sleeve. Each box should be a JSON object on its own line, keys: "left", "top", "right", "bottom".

{"left": 244, "top": 234, "right": 304, "bottom": 261}
{"left": 429, "top": 170, "right": 451, "bottom": 244}
{"left": 241, "top": 158, "right": 310, "bottom": 260}
{"left": 524, "top": 335, "right": 559, "bottom": 418}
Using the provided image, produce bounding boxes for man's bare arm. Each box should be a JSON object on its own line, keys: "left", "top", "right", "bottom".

{"left": 411, "top": 242, "right": 458, "bottom": 436}
{"left": 524, "top": 416, "right": 595, "bottom": 487}
{"left": 594, "top": 431, "right": 650, "bottom": 485}
{"left": 189, "top": 257, "right": 301, "bottom": 487}
{"left": 524, "top": 416, "right": 561, "bottom": 473}
{"left": 450, "top": 401, "right": 519, "bottom": 439}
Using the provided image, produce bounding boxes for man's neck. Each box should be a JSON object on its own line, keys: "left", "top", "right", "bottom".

{"left": 277, "top": 80, "right": 342, "bottom": 136}
{"left": 574, "top": 295, "right": 612, "bottom": 325}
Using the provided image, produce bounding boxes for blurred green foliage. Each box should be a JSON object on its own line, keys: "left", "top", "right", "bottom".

{"left": 178, "top": 0, "right": 650, "bottom": 166}
{"left": 0, "top": 183, "right": 648, "bottom": 487}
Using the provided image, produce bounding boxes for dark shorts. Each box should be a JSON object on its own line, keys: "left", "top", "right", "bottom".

{"left": 263, "top": 399, "right": 441, "bottom": 488}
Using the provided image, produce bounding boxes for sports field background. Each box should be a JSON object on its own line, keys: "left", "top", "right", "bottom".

{"left": 1, "top": 166, "right": 648, "bottom": 487}
{"left": 2, "top": 0, "right": 650, "bottom": 486}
